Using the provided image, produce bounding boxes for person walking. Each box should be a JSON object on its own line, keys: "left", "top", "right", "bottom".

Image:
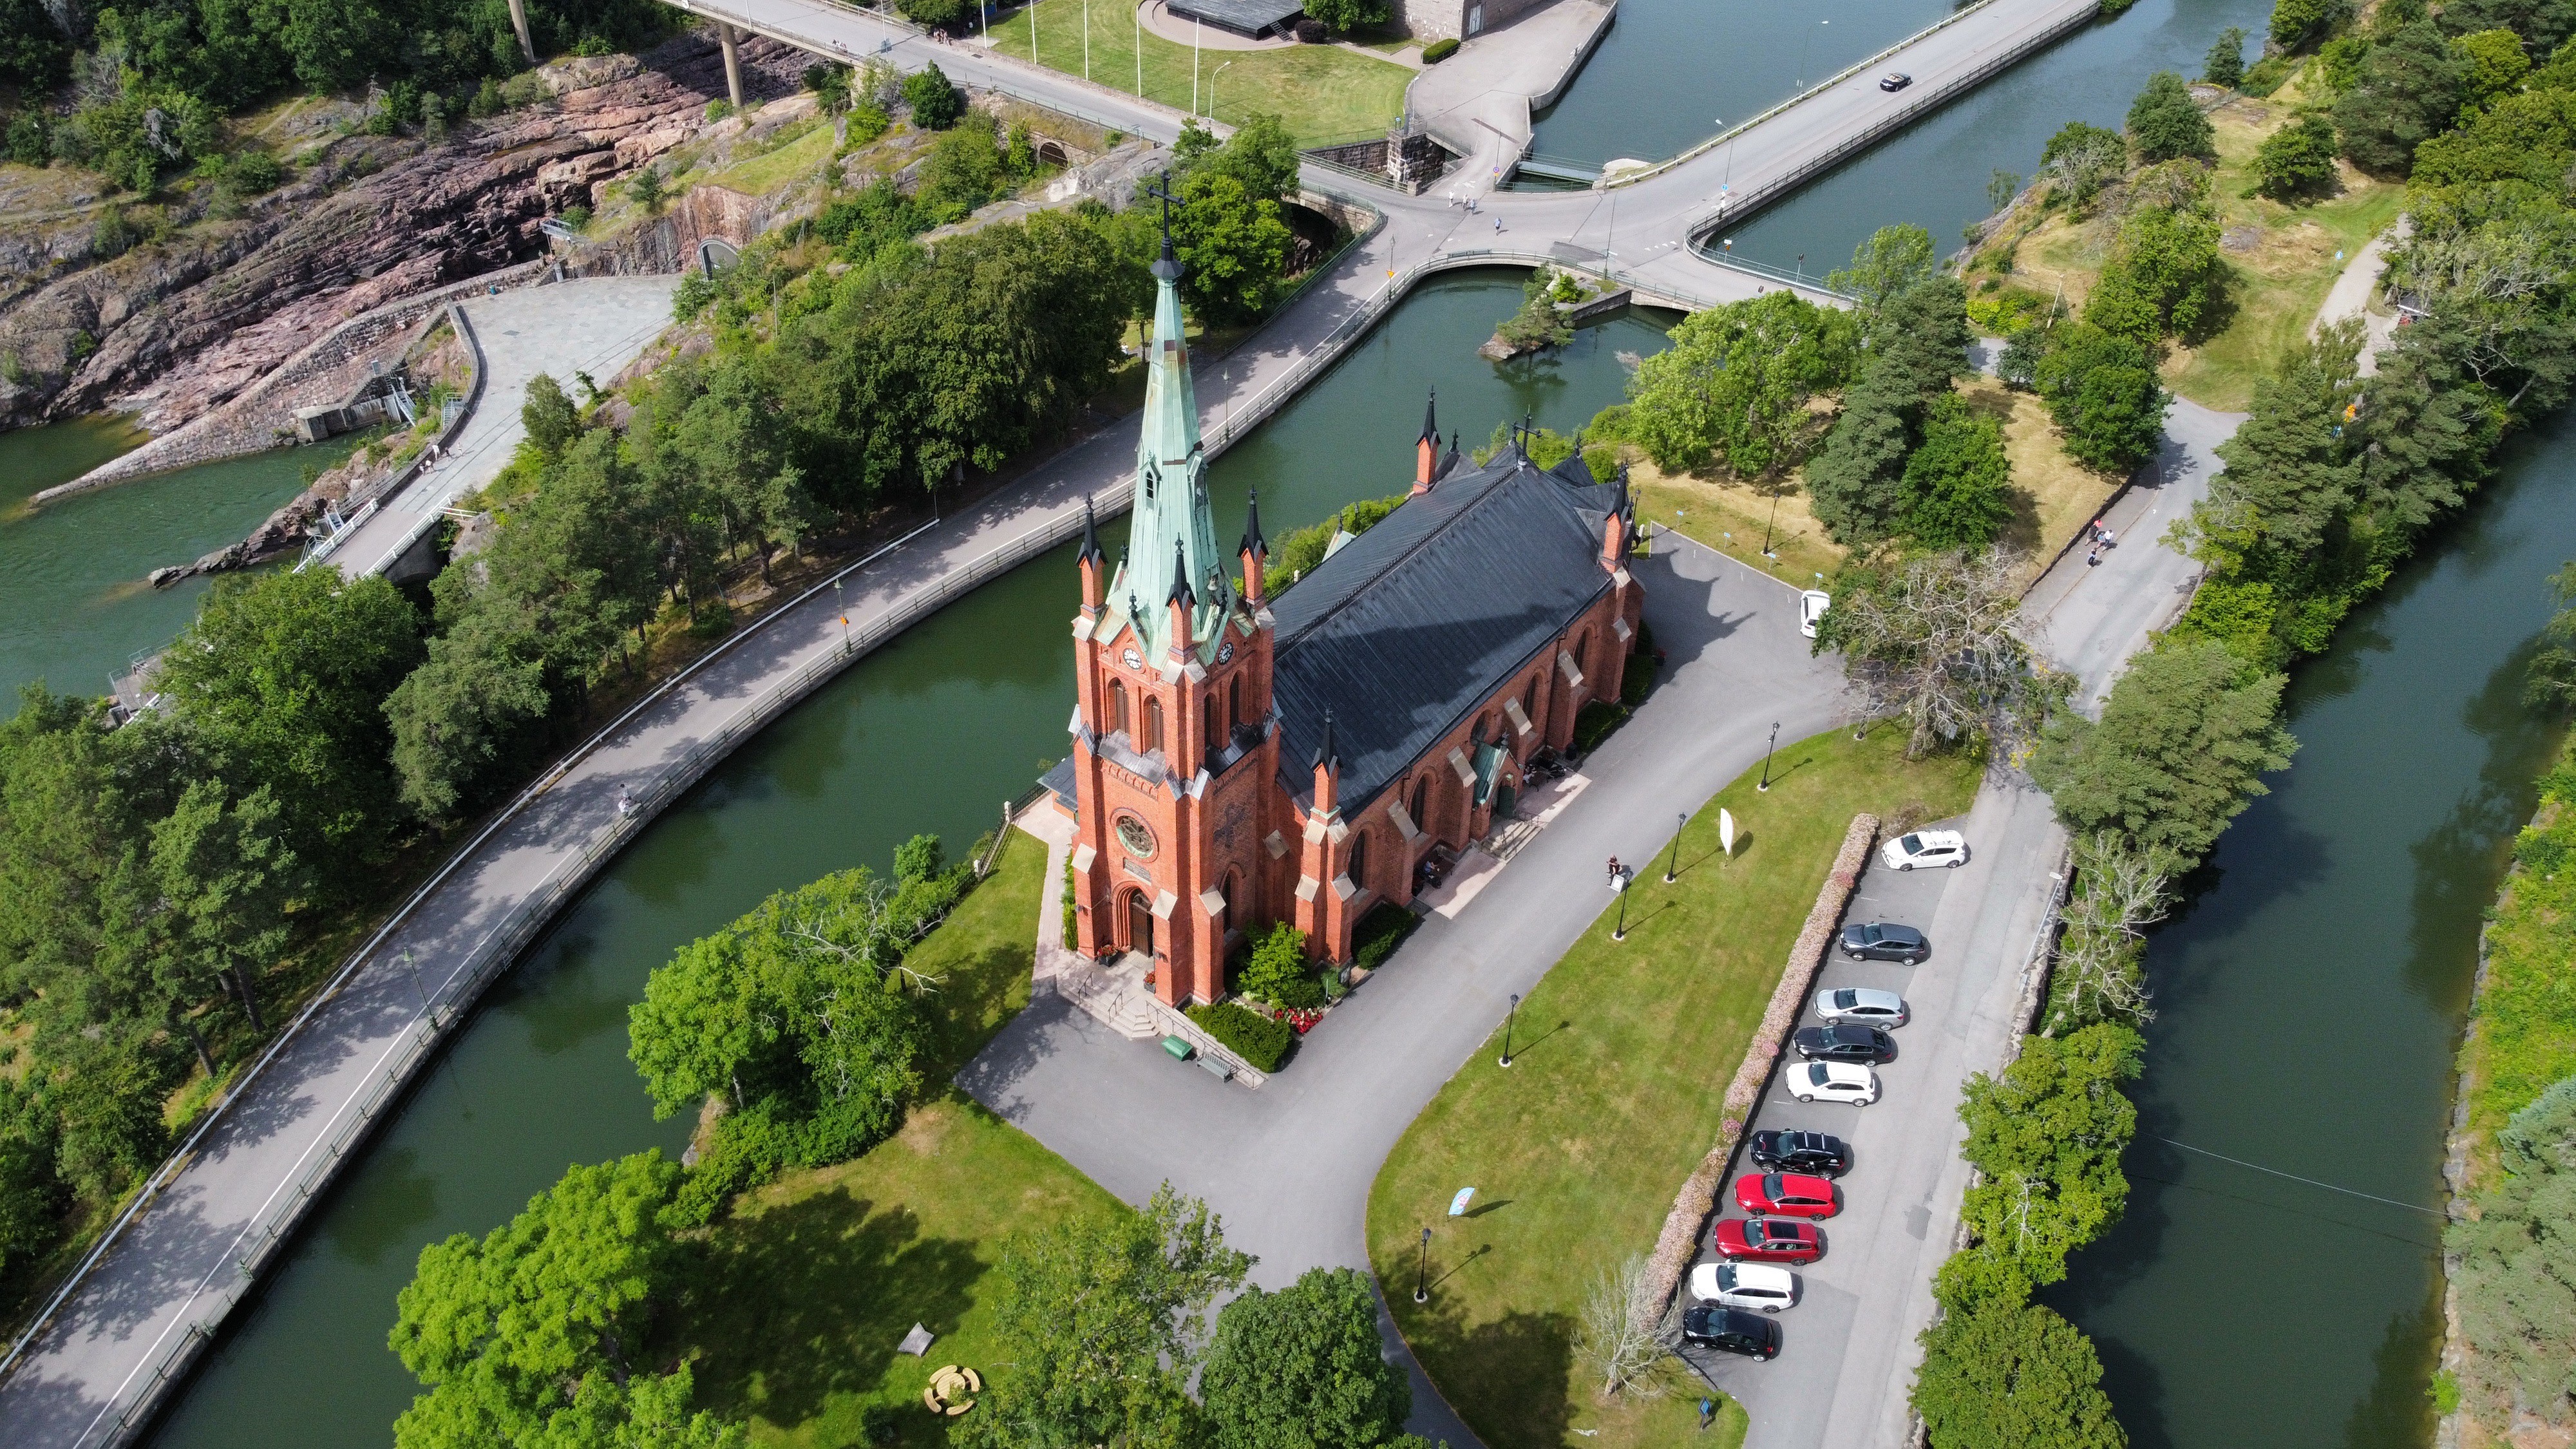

{"left": 2085, "top": 545, "right": 2101, "bottom": 567}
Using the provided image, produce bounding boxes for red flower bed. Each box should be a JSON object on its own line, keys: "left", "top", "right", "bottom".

{"left": 1270, "top": 1005, "right": 1327, "bottom": 1034}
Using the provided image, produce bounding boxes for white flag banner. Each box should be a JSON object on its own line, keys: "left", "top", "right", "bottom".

{"left": 1719, "top": 808, "right": 1737, "bottom": 857}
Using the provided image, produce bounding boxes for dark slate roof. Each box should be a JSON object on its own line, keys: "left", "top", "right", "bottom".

{"left": 1165, "top": 0, "right": 1304, "bottom": 33}
{"left": 1040, "top": 755, "right": 1077, "bottom": 808}
{"left": 1267, "top": 446, "right": 1614, "bottom": 813}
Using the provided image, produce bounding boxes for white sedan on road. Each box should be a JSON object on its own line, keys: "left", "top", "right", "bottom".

{"left": 1881, "top": 829, "right": 1969, "bottom": 871}
{"left": 1799, "top": 590, "right": 1830, "bottom": 638}
{"left": 1690, "top": 1261, "right": 1799, "bottom": 1313}
{"left": 1790, "top": 1060, "right": 1880, "bottom": 1105}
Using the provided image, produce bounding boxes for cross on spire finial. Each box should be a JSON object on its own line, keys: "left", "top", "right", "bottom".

{"left": 1144, "top": 170, "right": 1184, "bottom": 281}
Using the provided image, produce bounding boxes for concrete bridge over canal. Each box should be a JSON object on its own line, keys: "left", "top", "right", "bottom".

{"left": 0, "top": 2, "right": 2128, "bottom": 1444}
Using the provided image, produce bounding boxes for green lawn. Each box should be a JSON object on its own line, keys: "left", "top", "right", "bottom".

{"left": 1366, "top": 728, "right": 1982, "bottom": 1449}
{"left": 982, "top": 0, "right": 1413, "bottom": 146}
{"left": 677, "top": 829, "right": 1129, "bottom": 1447}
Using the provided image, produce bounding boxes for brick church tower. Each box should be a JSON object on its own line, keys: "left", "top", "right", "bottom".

{"left": 1062, "top": 224, "right": 1279, "bottom": 1007}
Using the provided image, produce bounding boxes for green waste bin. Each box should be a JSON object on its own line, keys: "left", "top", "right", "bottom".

{"left": 1161, "top": 1035, "right": 1195, "bottom": 1061}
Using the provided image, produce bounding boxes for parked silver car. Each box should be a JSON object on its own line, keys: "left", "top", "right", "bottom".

{"left": 1815, "top": 985, "right": 1909, "bottom": 1028}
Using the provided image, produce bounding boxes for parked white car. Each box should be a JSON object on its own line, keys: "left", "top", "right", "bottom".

{"left": 1815, "top": 986, "right": 1909, "bottom": 1028}
{"left": 1799, "top": 590, "right": 1831, "bottom": 638}
{"left": 1881, "top": 829, "right": 1969, "bottom": 871}
{"left": 1690, "top": 1261, "right": 1799, "bottom": 1313}
{"left": 1790, "top": 1060, "right": 1880, "bottom": 1105}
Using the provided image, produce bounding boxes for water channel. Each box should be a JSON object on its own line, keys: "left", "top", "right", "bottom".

{"left": 0, "top": 0, "right": 2525, "bottom": 1439}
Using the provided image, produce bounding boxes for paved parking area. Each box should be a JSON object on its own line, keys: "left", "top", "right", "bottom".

{"left": 1676, "top": 819, "right": 1976, "bottom": 1440}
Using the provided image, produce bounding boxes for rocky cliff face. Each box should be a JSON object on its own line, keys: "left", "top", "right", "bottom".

{"left": 0, "top": 30, "right": 807, "bottom": 437}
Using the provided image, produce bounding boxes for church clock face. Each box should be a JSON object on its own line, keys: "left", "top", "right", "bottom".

{"left": 1114, "top": 813, "right": 1157, "bottom": 860}
{"left": 1122, "top": 647, "right": 1143, "bottom": 670}
{"left": 1217, "top": 639, "right": 1235, "bottom": 665}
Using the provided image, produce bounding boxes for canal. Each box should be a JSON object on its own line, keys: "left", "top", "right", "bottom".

{"left": 0, "top": 0, "right": 2513, "bottom": 1439}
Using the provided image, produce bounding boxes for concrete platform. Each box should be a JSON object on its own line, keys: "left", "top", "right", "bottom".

{"left": 1405, "top": 0, "right": 1616, "bottom": 198}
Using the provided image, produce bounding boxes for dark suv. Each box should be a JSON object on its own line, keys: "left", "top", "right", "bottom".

{"left": 1682, "top": 1304, "right": 1782, "bottom": 1359}
{"left": 1750, "top": 1129, "right": 1851, "bottom": 1177}
{"left": 1792, "top": 1024, "right": 1895, "bottom": 1065}
{"left": 1840, "top": 922, "right": 1929, "bottom": 963}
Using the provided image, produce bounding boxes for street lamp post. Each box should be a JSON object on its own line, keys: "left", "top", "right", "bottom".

{"left": 1662, "top": 810, "right": 1686, "bottom": 884}
{"left": 1500, "top": 992, "right": 1522, "bottom": 1067}
{"left": 1210, "top": 59, "right": 1233, "bottom": 120}
{"left": 1761, "top": 486, "right": 1781, "bottom": 558}
{"left": 1757, "top": 721, "right": 1781, "bottom": 792}
{"left": 1414, "top": 1226, "right": 1432, "bottom": 1302}
{"left": 1798, "top": 18, "right": 1828, "bottom": 90}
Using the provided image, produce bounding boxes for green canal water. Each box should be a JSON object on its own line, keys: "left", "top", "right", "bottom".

{"left": 0, "top": 419, "right": 374, "bottom": 702}
{"left": 2046, "top": 419, "right": 2576, "bottom": 1449}
{"left": 140, "top": 272, "right": 1676, "bottom": 1446}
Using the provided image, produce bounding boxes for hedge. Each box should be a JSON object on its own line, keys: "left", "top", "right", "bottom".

{"left": 1423, "top": 37, "right": 1459, "bottom": 62}
{"left": 1571, "top": 699, "right": 1629, "bottom": 753}
{"left": 1188, "top": 1001, "right": 1295, "bottom": 1072}
{"left": 1350, "top": 902, "right": 1421, "bottom": 972}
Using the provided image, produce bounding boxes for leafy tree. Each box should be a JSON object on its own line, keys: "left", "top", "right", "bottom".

{"left": 0, "top": 1075, "right": 63, "bottom": 1278}
{"left": 153, "top": 568, "right": 423, "bottom": 867}
{"left": 2439, "top": 0, "right": 2576, "bottom": 50}
{"left": 2204, "top": 26, "right": 2248, "bottom": 87}
{"left": 1826, "top": 223, "right": 1938, "bottom": 339}
{"left": 904, "top": 62, "right": 964, "bottom": 129}
{"left": 1899, "top": 392, "right": 2015, "bottom": 550}
{"left": 389, "top": 1151, "right": 721, "bottom": 1446}
{"left": 2030, "top": 639, "right": 2297, "bottom": 865}
{"left": 2456, "top": 26, "right": 2535, "bottom": 107}
{"left": 383, "top": 609, "right": 554, "bottom": 819}
{"left": 2126, "top": 70, "right": 2217, "bottom": 162}
{"left": 1194, "top": 111, "right": 1302, "bottom": 203}
{"left": 2039, "top": 121, "right": 2128, "bottom": 207}
{"left": 1301, "top": 0, "right": 1390, "bottom": 33}
{"left": 955, "top": 1184, "right": 1252, "bottom": 1449}
{"left": 1805, "top": 276, "right": 1972, "bottom": 544}
{"left": 2447, "top": 1075, "right": 2576, "bottom": 1434}
{"left": 1813, "top": 549, "right": 2052, "bottom": 759}
{"left": 919, "top": 115, "right": 1007, "bottom": 222}
{"left": 2269, "top": 0, "right": 2350, "bottom": 49}
{"left": 2031, "top": 325, "right": 2168, "bottom": 472}
{"left": 2249, "top": 112, "right": 2342, "bottom": 198}
{"left": 1913, "top": 1290, "right": 2127, "bottom": 1449}
{"left": 522, "top": 372, "right": 582, "bottom": 459}
{"left": 898, "top": 0, "right": 974, "bottom": 27}
{"left": 2204, "top": 323, "right": 2363, "bottom": 560}
{"left": 0, "top": 0, "right": 70, "bottom": 90}
{"left": 1956, "top": 1024, "right": 2143, "bottom": 1283}
{"left": 1175, "top": 168, "right": 1292, "bottom": 325}
{"left": 1239, "top": 922, "right": 1320, "bottom": 1006}
{"left": 2083, "top": 191, "right": 2225, "bottom": 342}
{"left": 2528, "top": 561, "right": 2576, "bottom": 709}
{"left": 2332, "top": 21, "right": 2465, "bottom": 175}
{"left": 1200, "top": 1267, "right": 1412, "bottom": 1449}
{"left": 1625, "top": 290, "right": 1858, "bottom": 477}
{"left": 627, "top": 164, "right": 667, "bottom": 214}
{"left": 48, "top": 1038, "right": 173, "bottom": 1203}
{"left": 147, "top": 777, "right": 299, "bottom": 1051}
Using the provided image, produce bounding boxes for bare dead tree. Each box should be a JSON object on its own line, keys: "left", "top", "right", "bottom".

{"left": 1825, "top": 548, "right": 2057, "bottom": 762}
{"left": 2049, "top": 831, "right": 2175, "bottom": 1030}
{"left": 783, "top": 878, "right": 947, "bottom": 992}
{"left": 1577, "top": 1254, "right": 1680, "bottom": 1401}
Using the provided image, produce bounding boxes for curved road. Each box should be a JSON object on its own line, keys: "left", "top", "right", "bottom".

{"left": 0, "top": 2, "right": 2219, "bottom": 1443}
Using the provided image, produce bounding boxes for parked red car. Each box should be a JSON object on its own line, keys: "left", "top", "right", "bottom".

{"left": 1712, "top": 1216, "right": 1823, "bottom": 1264}
{"left": 1734, "top": 1171, "right": 1841, "bottom": 1219}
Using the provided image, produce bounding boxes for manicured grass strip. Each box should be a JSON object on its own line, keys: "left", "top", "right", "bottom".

{"left": 983, "top": 0, "right": 1412, "bottom": 146}
{"left": 676, "top": 829, "right": 1122, "bottom": 1448}
{"left": 1365, "top": 728, "right": 1980, "bottom": 1449}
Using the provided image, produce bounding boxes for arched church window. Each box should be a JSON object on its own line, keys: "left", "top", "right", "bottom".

{"left": 1144, "top": 696, "right": 1164, "bottom": 754}
{"left": 1410, "top": 774, "right": 1428, "bottom": 829}
{"left": 1522, "top": 674, "right": 1539, "bottom": 721}
{"left": 1347, "top": 829, "right": 1369, "bottom": 891}
{"left": 1204, "top": 696, "right": 1222, "bottom": 762}
{"left": 1108, "top": 679, "right": 1128, "bottom": 739}
{"left": 1229, "top": 676, "right": 1243, "bottom": 729}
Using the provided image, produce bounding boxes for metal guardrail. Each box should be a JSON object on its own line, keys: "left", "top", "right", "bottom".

{"left": 1676, "top": 0, "right": 2104, "bottom": 239}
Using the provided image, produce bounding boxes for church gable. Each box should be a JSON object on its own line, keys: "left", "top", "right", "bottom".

{"left": 1268, "top": 450, "right": 1618, "bottom": 813}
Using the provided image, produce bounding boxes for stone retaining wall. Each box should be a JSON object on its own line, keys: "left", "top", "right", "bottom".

{"left": 1642, "top": 813, "right": 1879, "bottom": 1312}
{"left": 39, "top": 261, "right": 548, "bottom": 502}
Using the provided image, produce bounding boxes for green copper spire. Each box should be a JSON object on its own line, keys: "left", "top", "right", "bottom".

{"left": 1110, "top": 182, "right": 1222, "bottom": 662}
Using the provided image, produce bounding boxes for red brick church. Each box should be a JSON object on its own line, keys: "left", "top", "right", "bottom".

{"left": 1043, "top": 236, "right": 1643, "bottom": 1006}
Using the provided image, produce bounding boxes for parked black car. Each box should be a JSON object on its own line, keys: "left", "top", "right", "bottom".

{"left": 1682, "top": 1304, "right": 1782, "bottom": 1359}
{"left": 1839, "top": 921, "right": 1929, "bottom": 963}
{"left": 1792, "top": 1024, "right": 1895, "bottom": 1065}
{"left": 1750, "top": 1129, "right": 1852, "bottom": 1177}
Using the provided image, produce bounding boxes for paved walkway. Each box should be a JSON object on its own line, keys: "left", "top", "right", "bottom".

{"left": 329, "top": 276, "right": 679, "bottom": 578}
{"left": 1404, "top": 0, "right": 1615, "bottom": 196}
{"left": 2312, "top": 216, "right": 2408, "bottom": 377}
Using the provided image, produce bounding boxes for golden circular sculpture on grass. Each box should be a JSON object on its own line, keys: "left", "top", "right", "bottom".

{"left": 923, "top": 1365, "right": 981, "bottom": 1416}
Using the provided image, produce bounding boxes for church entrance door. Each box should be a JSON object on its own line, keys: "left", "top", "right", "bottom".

{"left": 1127, "top": 890, "right": 1155, "bottom": 959}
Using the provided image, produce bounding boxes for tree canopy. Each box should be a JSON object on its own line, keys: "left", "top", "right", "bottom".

{"left": 1200, "top": 1267, "right": 1414, "bottom": 1449}
{"left": 2030, "top": 640, "right": 2297, "bottom": 864}
{"left": 2333, "top": 22, "right": 2466, "bottom": 175}
{"left": 1625, "top": 290, "right": 1857, "bottom": 478}
{"left": 2126, "top": 70, "right": 2215, "bottom": 162}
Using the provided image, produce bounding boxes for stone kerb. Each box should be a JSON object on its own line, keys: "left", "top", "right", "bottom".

{"left": 1640, "top": 811, "right": 1879, "bottom": 1315}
